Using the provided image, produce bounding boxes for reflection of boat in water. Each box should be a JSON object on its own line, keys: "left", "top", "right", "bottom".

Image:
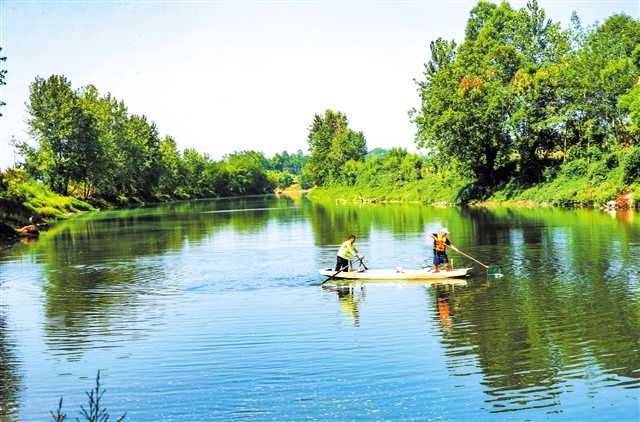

{"left": 331, "top": 278, "right": 469, "bottom": 287}
{"left": 322, "top": 284, "right": 366, "bottom": 326}
{"left": 319, "top": 267, "right": 472, "bottom": 280}
{"left": 435, "top": 286, "right": 453, "bottom": 329}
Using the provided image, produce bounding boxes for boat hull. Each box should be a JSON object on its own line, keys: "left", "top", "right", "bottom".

{"left": 319, "top": 267, "right": 472, "bottom": 280}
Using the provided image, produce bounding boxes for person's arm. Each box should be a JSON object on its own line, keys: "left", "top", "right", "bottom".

{"left": 447, "top": 239, "right": 458, "bottom": 251}
{"left": 351, "top": 244, "right": 364, "bottom": 260}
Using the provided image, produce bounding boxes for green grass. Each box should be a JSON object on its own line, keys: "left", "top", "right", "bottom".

{"left": 19, "top": 181, "right": 94, "bottom": 219}
{"left": 308, "top": 173, "right": 469, "bottom": 204}
{"left": 490, "top": 154, "right": 637, "bottom": 207}
{"left": 1, "top": 169, "right": 94, "bottom": 223}
{"left": 308, "top": 155, "right": 638, "bottom": 208}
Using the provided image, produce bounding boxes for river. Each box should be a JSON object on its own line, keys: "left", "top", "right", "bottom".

{"left": 0, "top": 195, "right": 638, "bottom": 421}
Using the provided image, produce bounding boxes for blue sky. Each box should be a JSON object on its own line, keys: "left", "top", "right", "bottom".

{"left": 1, "top": 0, "right": 638, "bottom": 168}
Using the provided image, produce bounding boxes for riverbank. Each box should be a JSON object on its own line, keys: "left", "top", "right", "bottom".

{"left": 0, "top": 170, "right": 312, "bottom": 242}
{"left": 307, "top": 172, "right": 639, "bottom": 210}
{"left": 0, "top": 171, "right": 95, "bottom": 241}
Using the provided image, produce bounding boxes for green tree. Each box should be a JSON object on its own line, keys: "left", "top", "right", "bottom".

{"left": 414, "top": 2, "right": 520, "bottom": 187}
{"left": 306, "top": 109, "right": 367, "bottom": 186}
{"left": 179, "top": 148, "right": 209, "bottom": 197}
{"left": 268, "top": 150, "right": 308, "bottom": 174}
{"left": 117, "top": 114, "right": 161, "bottom": 199}
{"left": 559, "top": 14, "right": 640, "bottom": 153}
{"left": 67, "top": 105, "right": 102, "bottom": 198}
{"left": 157, "top": 136, "right": 181, "bottom": 196}
{"left": 73, "top": 85, "right": 110, "bottom": 198}
{"left": 27, "top": 75, "right": 83, "bottom": 194}
{"left": 226, "top": 151, "right": 273, "bottom": 195}
{"left": 619, "top": 83, "right": 640, "bottom": 138}
{"left": 413, "top": 2, "right": 639, "bottom": 192}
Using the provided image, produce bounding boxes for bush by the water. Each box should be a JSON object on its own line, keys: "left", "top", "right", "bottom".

{"left": 308, "top": 145, "right": 640, "bottom": 207}
{"left": 0, "top": 169, "right": 93, "bottom": 221}
{"left": 623, "top": 148, "right": 640, "bottom": 185}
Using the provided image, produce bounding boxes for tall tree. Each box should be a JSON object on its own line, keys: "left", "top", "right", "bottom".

{"left": 412, "top": 2, "right": 640, "bottom": 188}
{"left": 27, "top": 75, "right": 80, "bottom": 194}
{"left": 414, "top": 2, "right": 518, "bottom": 187}
{"left": 306, "top": 109, "right": 367, "bottom": 186}
{"left": 507, "top": 1, "right": 571, "bottom": 181}
{"left": 226, "top": 151, "right": 273, "bottom": 195}
{"left": 158, "top": 136, "right": 181, "bottom": 196}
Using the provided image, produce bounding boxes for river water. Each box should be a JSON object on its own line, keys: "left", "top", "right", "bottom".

{"left": 0, "top": 195, "right": 638, "bottom": 421}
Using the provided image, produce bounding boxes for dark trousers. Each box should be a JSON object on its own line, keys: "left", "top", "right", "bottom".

{"left": 335, "top": 256, "right": 350, "bottom": 271}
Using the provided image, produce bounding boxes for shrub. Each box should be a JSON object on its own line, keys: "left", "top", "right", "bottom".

{"left": 623, "top": 147, "right": 640, "bottom": 185}
{"left": 50, "top": 371, "right": 126, "bottom": 422}
{"left": 560, "top": 158, "right": 588, "bottom": 178}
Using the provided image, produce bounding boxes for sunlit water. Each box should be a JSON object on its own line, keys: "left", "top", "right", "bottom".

{"left": 0, "top": 195, "right": 638, "bottom": 421}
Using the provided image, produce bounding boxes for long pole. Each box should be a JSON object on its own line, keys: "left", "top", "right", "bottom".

{"left": 451, "top": 247, "right": 489, "bottom": 269}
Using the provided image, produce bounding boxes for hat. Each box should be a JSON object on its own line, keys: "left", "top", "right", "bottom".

{"left": 439, "top": 227, "right": 449, "bottom": 234}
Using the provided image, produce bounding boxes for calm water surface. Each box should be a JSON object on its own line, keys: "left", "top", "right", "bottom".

{"left": 0, "top": 195, "right": 638, "bottom": 421}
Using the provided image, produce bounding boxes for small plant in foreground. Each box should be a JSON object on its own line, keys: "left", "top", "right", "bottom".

{"left": 50, "top": 371, "right": 126, "bottom": 422}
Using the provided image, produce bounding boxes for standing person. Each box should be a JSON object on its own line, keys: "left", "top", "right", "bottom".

{"left": 336, "top": 234, "right": 365, "bottom": 272}
{"left": 429, "top": 228, "right": 456, "bottom": 273}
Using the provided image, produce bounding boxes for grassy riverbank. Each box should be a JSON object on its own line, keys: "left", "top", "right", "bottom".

{"left": 308, "top": 152, "right": 640, "bottom": 208}
{"left": 0, "top": 169, "right": 94, "bottom": 239}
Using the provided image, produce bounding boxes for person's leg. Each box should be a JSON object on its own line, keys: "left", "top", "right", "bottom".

{"left": 444, "top": 254, "right": 450, "bottom": 271}
{"left": 336, "top": 256, "right": 345, "bottom": 271}
{"left": 433, "top": 254, "right": 440, "bottom": 272}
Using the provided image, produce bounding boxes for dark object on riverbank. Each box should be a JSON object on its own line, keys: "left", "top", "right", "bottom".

{"left": 0, "top": 221, "right": 18, "bottom": 239}
{"left": 17, "top": 224, "right": 39, "bottom": 238}
{"left": 0, "top": 221, "right": 46, "bottom": 242}
{"left": 50, "top": 371, "right": 126, "bottom": 422}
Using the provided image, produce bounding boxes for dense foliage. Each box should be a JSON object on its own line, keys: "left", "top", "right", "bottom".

{"left": 307, "top": 147, "right": 469, "bottom": 203}
{"left": 15, "top": 75, "right": 307, "bottom": 205}
{"left": 304, "top": 109, "right": 367, "bottom": 186}
{"left": 0, "top": 168, "right": 93, "bottom": 226}
{"left": 309, "top": 2, "right": 640, "bottom": 206}
{"left": 412, "top": 1, "right": 640, "bottom": 197}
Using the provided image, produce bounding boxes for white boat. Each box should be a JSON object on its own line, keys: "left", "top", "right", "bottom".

{"left": 319, "top": 267, "right": 472, "bottom": 280}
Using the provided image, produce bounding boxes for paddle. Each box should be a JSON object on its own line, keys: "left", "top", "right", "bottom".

{"left": 357, "top": 256, "right": 368, "bottom": 271}
{"left": 321, "top": 262, "right": 350, "bottom": 284}
{"left": 451, "top": 246, "right": 502, "bottom": 277}
{"left": 321, "top": 256, "right": 367, "bottom": 284}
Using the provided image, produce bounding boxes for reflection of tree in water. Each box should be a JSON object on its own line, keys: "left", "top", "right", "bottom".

{"left": 0, "top": 305, "right": 20, "bottom": 419}
{"left": 308, "top": 201, "right": 478, "bottom": 247}
{"left": 323, "top": 283, "right": 366, "bottom": 326}
{"left": 428, "top": 208, "right": 640, "bottom": 413}
{"left": 22, "top": 195, "right": 303, "bottom": 358}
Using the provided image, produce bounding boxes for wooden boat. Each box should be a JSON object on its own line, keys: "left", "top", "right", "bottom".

{"left": 319, "top": 267, "right": 472, "bottom": 280}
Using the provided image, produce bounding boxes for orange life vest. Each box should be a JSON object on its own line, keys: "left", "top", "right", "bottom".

{"left": 435, "top": 233, "right": 447, "bottom": 252}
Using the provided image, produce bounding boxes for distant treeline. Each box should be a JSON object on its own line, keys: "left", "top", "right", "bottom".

{"left": 306, "top": 1, "right": 640, "bottom": 206}
{"left": 13, "top": 75, "right": 308, "bottom": 204}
